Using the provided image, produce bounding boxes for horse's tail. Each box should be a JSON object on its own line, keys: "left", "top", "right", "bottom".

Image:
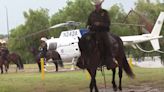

{"left": 122, "top": 55, "right": 135, "bottom": 78}
{"left": 52, "top": 50, "right": 63, "bottom": 67}
{"left": 18, "top": 56, "right": 24, "bottom": 69}
{"left": 58, "top": 53, "right": 64, "bottom": 67}
{"left": 116, "top": 35, "right": 135, "bottom": 78}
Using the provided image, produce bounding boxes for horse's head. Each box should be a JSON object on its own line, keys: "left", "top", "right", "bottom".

{"left": 77, "top": 32, "right": 100, "bottom": 68}
{"left": 78, "top": 32, "right": 97, "bottom": 57}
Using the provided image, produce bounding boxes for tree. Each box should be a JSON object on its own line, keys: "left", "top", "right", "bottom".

{"left": 50, "top": 0, "right": 93, "bottom": 37}
{"left": 8, "top": 8, "right": 50, "bottom": 63}
{"left": 109, "top": 4, "right": 133, "bottom": 36}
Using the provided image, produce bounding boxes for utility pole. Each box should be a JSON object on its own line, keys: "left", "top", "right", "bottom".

{"left": 5, "top": 6, "right": 9, "bottom": 39}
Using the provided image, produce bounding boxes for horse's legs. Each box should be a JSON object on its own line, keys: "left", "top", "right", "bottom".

{"left": 1, "top": 66, "right": 3, "bottom": 74}
{"left": 15, "top": 63, "right": 19, "bottom": 72}
{"left": 19, "top": 57, "right": 24, "bottom": 69}
{"left": 6, "top": 63, "right": 9, "bottom": 69}
{"left": 118, "top": 67, "right": 123, "bottom": 91}
{"left": 54, "top": 61, "right": 58, "bottom": 72}
{"left": 112, "top": 68, "right": 117, "bottom": 91}
{"left": 3, "top": 61, "right": 9, "bottom": 73}
{"left": 87, "top": 68, "right": 98, "bottom": 92}
{"left": 17, "top": 60, "right": 21, "bottom": 70}
{"left": 16, "top": 63, "right": 20, "bottom": 69}
{"left": 5, "top": 64, "right": 8, "bottom": 73}
{"left": 37, "top": 62, "right": 41, "bottom": 72}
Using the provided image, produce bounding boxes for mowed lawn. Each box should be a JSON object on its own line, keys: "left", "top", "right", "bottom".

{"left": 0, "top": 64, "right": 164, "bottom": 92}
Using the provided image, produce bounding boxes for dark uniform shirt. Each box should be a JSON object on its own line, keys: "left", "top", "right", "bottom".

{"left": 87, "top": 9, "right": 111, "bottom": 32}
{"left": 0, "top": 46, "right": 9, "bottom": 60}
{"left": 39, "top": 42, "right": 47, "bottom": 58}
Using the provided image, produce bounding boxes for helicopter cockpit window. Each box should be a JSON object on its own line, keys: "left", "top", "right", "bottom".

{"left": 48, "top": 42, "right": 57, "bottom": 50}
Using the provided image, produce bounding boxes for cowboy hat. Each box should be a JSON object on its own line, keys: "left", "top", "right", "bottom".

{"left": 1, "top": 40, "right": 6, "bottom": 44}
{"left": 91, "top": 0, "right": 104, "bottom": 5}
{"left": 40, "top": 37, "right": 47, "bottom": 42}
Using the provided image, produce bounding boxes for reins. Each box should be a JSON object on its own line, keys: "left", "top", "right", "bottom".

{"left": 101, "top": 66, "right": 107, "bottom": 89}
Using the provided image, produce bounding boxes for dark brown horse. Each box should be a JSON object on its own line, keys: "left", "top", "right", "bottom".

{"left": 77, "top": 32, "right": 135, "bottom": 92}
{"left": 30, "top": 47, "right": 63, "bottom": 72}
{"left": 0, "top": 47, "right": 24, "bottom": 74}
{"left": 7, "top": 52, "right": 24, "bottom": 70}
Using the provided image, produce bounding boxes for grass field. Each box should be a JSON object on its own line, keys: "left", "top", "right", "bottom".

{"left": 0, "top": 64, "right": 164, "bottom": 92}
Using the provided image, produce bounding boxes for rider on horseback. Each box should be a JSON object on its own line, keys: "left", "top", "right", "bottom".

{"left": 39, "top": 37, "right": 48, "bottom": 71}
{"left": 0, "top": 41, "right": 9, "bottom": 52}
{"left": 1, "top": 41, "right": 7, "bottom": 48}
{"left": 86, "top": 0, "right": 117, "bottom": 69}
{"left": 0, "top": 41, "right": 9, "bottom": 63}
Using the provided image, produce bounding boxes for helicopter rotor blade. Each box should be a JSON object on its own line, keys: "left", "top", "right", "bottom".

{"left": 49, "top": 23, "right": 69, "bottom": 29}
{"left": 17, "top": 21, "right": 81, "bottom": 40}
{"left": 49, "top": 21, "right": 80, "bottom": 29}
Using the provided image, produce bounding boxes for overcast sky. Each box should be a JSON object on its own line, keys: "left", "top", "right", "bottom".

{"left": 0, "top": 0, "right": 144, "bottom": 35}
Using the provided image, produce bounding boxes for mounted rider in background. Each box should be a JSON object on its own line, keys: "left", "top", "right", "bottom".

{"left": 39, "top": 37, "right": 48, "bottom": 71}
{"left": 0, "top": 41, "right": 9, "bottom": 63}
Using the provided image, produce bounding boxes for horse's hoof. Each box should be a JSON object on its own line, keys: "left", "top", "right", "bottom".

{"left": 113, "top": 87, "right": 117, "bottom": 91}
{"left": 119, "top": 86, "right": 122, "bottom": 91}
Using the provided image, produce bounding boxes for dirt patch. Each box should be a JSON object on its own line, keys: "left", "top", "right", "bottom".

{"left": 98, "top": 82, "right": 164, "bottom": 92}
{"left": 99, "top": 84, "right": 163, "bottom": 92}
